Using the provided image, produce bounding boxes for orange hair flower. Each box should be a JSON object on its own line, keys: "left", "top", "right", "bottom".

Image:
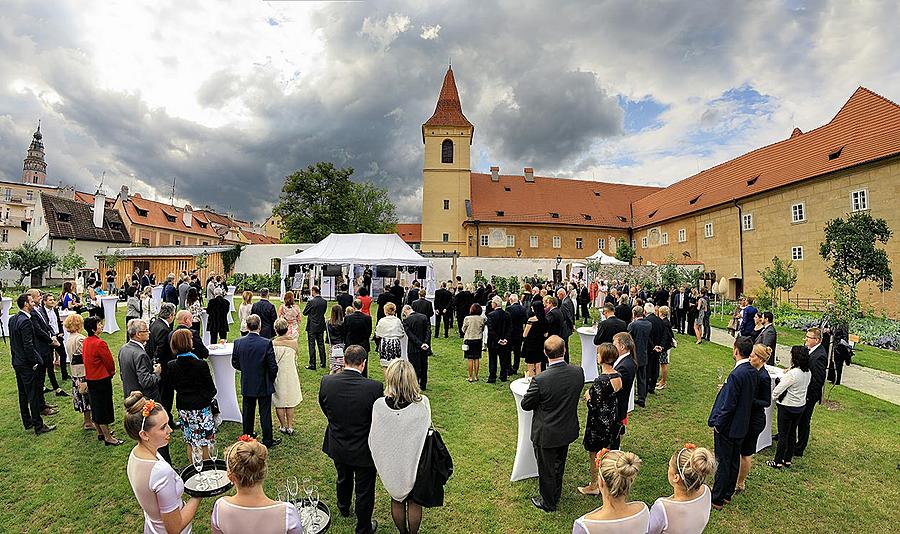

{"left": 238, "top": 434, "right": 255, "bottom": 443}
{"left": 595, "top": 448, "right": 610, "bottom": 468}
{"left": 683, "top": 443, "right": 696, "bottom": 450}
{"left": 141, "top": 399, "right": 156, "bottom": 418}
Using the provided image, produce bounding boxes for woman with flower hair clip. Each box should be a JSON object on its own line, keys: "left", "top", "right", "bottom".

{"left": 648, "top": 443, "right": 716, "bottom": 534}
{"left": 125, "top": 391, "right": 203, "bottom": 534}
{"left": 572, "top": 449, "right": 648, "bottom": 534}
{"left": 210, "top": 436, "right": 302, "bottom": 534}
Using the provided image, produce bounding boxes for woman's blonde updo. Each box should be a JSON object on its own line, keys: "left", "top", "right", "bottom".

{"left": 598, "top": 450, "right": 642, "bottom": 499}
{"left": 751, "top": 344, "right": 772, "bottom": 364}
{"left": 672, "top": 445, "right": 717, "bottom": 492}
{"left": 123, "top": 391, "right": 163, "bottom": 441}
{"left": 226, "top": 439, "right": 269, "bottom": 487}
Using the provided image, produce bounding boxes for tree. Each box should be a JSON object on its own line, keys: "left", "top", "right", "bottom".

{"left": 758, "top": 256, "right": 798, "bottom": 305}
{"left": 615, "top": 238, "right": 636, "bottom": 263}
{"left": 273, "top": 162, "right": 398, "bottom": 243}
{"left": 659, "top": 254, "right": 680, "bottom": 289}
{"left": 195, "top": 252, "right": 209, "bottom": 270}
{"left": 58, "top": 239, "right": 86, "bottom": 283}
{"left": 8, "top": 241, "right": 58, "bottom": 280}
{"left": 101, "top": 250, "right": 125, "bottom": 275}
{"left": 819, "top": 212, "right": 892, "bottom": 314}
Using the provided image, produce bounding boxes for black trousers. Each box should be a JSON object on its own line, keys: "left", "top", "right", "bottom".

{"left": 636, "top": 363, "right": 648, "bottom": 403}
{"left": 712, "top": 431, "right": 741, "bottom": 505}
{"left": 15, "top": 367, "right": 44, "bottom": 430}
{"left": 703, "top": 312, "right": 711, "bottom": 340}
{"left": 795, "top": 398, "right": 818, "bottom": 456}
{"left": 435, "top": 312, "right": 450, "bottom": 337}
{"left": 487, "top": 345, "right": 510, "bottom": 382}
{"left": 675, "top": 308, "right": 687, "bottom": 333}
{"left": 534, "top": 444, "right": 569, "bottom": 510}
{"left": 647, "top": 351, "right": 660, "bottom": 394}
{"left": 409, "top": 352, "right": 429, "bottom": 390}
{"left": 53, "top": 336, "right": 69, "bottom": 379}
{"left": 334, "top": 462, "right": 376, "bottom": 534}
{"left": 579, "top": 302, "right": 590, "bottom": 324}
{"left": 242, "top": 395, "right": 273, "bottom": 444}
{"left": 609, "top": 422, "right": 626, "bottom": 450}
{"left": 456, "top": 312, "right": 467, "bottom": 337}
{"left": 41, "top": 349, "right": 60, "bottom": 391}
{"left": 509, "top": 337, "right": 522, "bottom": 374}
{"left": 308, "top": 331, "right": 326, "bottom": 368}
{"left": 563, "top": 336, "right": 570, "bottom": 363}
{"left": 775, "top": 404, "right": 804, "bottom": 464}
{"left": 159, "top": 377, "right": 176, "bottom": 425}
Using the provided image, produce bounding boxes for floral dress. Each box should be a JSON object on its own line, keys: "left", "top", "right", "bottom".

{"left": 582, "top": 372, "right": 621, "bottom": 452}
{"left": 279, "top": 304, "right": 301, "bottom": 338}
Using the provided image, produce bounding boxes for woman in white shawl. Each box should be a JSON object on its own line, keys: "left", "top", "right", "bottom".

{"left": 369, "top": 359, "right": 431, "bottom": 534}
{"left": 375, "top": 302, "right": 406, "bottom": 367}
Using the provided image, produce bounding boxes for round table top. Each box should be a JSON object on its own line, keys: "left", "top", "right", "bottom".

{"left": 208, "top": 342, "right": 234, "bottom": 356}
{"left": 510, "top": 377, "right": 531, "bottom": 397}
{"left": 576, "top": 326, "right": 597, "bottom": 336}
{"left": 99, "top": 296, "right": 120, "bottom": 302}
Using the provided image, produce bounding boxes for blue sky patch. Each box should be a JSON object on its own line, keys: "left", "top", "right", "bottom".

{"left": 619, "top": 95, "right": 669, "bottom": 133}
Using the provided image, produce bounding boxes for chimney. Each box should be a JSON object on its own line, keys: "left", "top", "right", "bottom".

{"left": 118, "top": 185, "right": 130, "bottom": 203}
{"left": 183, "top": 204, "right": 193, "bottom": 227}
{"left": 93, "top": 191, "right": 106, "bottom": 228}
{"left": 524, "top": 167, "right": 535, "bottom": 183}
{"left": 490, "top": 166, "right": 500, "bottom": 182}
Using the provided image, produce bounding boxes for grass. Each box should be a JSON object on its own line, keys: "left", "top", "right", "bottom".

{"left": 708, "top": 315, "right": 900, "bottom": 375}
{"left": 1, "top": 302, "right": 898, "bottom": 533}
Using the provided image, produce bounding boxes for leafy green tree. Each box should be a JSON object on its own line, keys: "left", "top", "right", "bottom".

{"left": 819, "top": 212, "right": 892, "bottom": 314}
{"left": 659, "top": 254, "right": 680, "bottom": 289}
{"left": 101, "top": 250, "right": 125, "bottom": 273}
{"left": 274, "top": 162, "right": 398, "bottom": 243}
{"left": 195, "top": 252, "right": 209, "bottom": 270}
{"left": 758, "top": 256, "right": 798, "bottom": 305}
{"left": 58, "top": 239, "right": 86, "bottom": 283}
{"left": 614, "top": 238, "right": 636, "bottom": 263}
{"left": 8, "top": 241, "right": 58, "bottom": 280}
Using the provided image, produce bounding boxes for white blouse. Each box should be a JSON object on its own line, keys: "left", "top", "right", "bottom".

{"left": 238, "top": 303, "right": 253, "bottom": 332}
{"left": 375, "top": 315, "right": 405, "bottom": 338}
{"left": 369, "top": 396, "right": 432, "bottom": 501}
{"left": 210, "top": 498, "right": 302, "bottom": 534}
{"left": 573, "top": 503, "right": 649, "bottom": 534}
{"left": 127, "top": 450, "right": 190, "bottom": 534}
{"left": 772, "top": 367, "right": 811, "bottom": 408}
{"left": 647, "top": 485, "right": 711, "bottom": 534}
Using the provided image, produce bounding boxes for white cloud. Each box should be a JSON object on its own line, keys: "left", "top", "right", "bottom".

{"left": 420, "top": 24, "right": 441, "bottom": 40}
{"left": 359, "top": 13, "right": 412, "bottom": 50}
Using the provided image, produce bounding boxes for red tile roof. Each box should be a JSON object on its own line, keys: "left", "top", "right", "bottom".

{"left": 242, "top": 229, "right": 280, "bottom": 244}
{"left": 122, "top": 194, "right": 222, "bottom": 239}
{"left": 423, "top": 67, "right": 473, "bottom": 132}
{"left": 632, "top": 87, "right": 900, "bottom": 227}
{"left": 396, "top": 223, "right": 422, "bottom": 243}
{"left": 469, "top": 172, "right": 661, "bottom": 228}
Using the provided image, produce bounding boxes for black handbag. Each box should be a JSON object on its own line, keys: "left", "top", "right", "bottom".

{"left": 410, "top": 427, "right": 453, "bottom": 508}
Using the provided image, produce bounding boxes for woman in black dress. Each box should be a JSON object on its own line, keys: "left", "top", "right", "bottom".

{"left": 522, "top": 300, "right": 548, "bottom": 377}
{"left": 577, "top": 342, "right": 623, "bottom": 495}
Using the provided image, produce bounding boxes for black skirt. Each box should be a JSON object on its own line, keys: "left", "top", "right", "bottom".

{"left": 87, "top": 376, "right": 114, "bottom": 425}
{"left": 463, "top": 339, "right": 482, "bottom": 359}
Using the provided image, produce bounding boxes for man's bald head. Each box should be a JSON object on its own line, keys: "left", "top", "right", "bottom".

{"left": 175, "top": 310, "right": 192, "bottom": 327}
{"left": 544, "top": 335, "right": 566, "bottom": 361}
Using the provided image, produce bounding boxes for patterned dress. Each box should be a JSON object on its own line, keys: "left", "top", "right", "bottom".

{"left": 279, "top": 305, "right": 301, "bottom": 338}
{"left": 582, "top": 372, "right": 621, "bottom": 452}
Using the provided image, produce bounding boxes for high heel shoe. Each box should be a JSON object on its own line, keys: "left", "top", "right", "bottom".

{"left": 104, "top": 438, "right": 124, "bottom": 446}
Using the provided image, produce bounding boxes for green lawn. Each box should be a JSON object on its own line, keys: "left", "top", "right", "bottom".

{"left": 1, "top": 302, "right": 898, "bottom": 533}
{"left": 708, "top": 314, "right": 900, "bottom": 375}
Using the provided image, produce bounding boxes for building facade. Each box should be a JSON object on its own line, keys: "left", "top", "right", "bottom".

{"left": 0, "top": 125, "right": 60, "bottom": 249}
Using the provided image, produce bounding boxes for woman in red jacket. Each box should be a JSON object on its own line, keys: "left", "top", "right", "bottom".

{"left": 83, "top": 316, "right": 123, "bottom": 445}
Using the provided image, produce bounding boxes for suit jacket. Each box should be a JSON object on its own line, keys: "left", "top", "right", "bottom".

{"left": 708, "top": 360, "right": 758, "bottom": 439}
{"left": 756, "top": 325, "right": 777, "bottom": 355}
{"left": 162, "top": 283, "right": 178, "bottom": 305}
{"left": 627, "top": 318, "right": 652, "bottom": 366}
{"left": 403, "top": 312, "right": 432, "bottom": 357}
{"left": 507, "top": 303, "right": 527, "bottom": 340}
{"left": 405, "top": 287, "right": 420, "bottom": 306}
{"left": 39, "top": 306, "right": 64, "bottom": 340}
{"left": 10, "top": 311, "right": 42, "bottom": 370}
{"left": 206, "top": 296, "right": 230, "bottom": 334}
{"left": 250, "top": 299, "right": 278, "bottom": 338}
{"left": 454, "top": 290, "right": 474, "bottom": 317}
{"left": 560, "top": 297, "right": 576, "bottom": 337}
{"left": 303, "top": 296, "right": 327, "bottom": 334}
{"left": 434, "top": 288, "right": 452, "bottom": 314}
{"left": 577, "top": 287, "right": 590, "bottom": 305}
{"left": 740, "top": 305, "right": 758, "bottom": 336}
{"left": 118, "top": 341, "right": 160, "bottom": 400}
{"left": 594, "top": 316, "right": 627, "bottom": 346}
{"left": 613, "top": 354, "right": 637, "bottom": 422}
{"left": 751, "top": 366, "right": 772, "bottom": 424}
{"left": 485, "top": 307, "right": 511, "bottom": 349}
{"left": 336, "top": 292, "right": 353, "bottom": 311}
{"left": 231, "top": 332, "right": 278, "bottom": 397}
{"left": 177, "top": 282, "right": 191, "bottom": 310}
{"left": 654, "top": 289, "right": 670, "bottom": 307}
{"left": 521, "top": 361, "right": 585, "bottom": 448}
{"left": 146, "top": 317, "right": 173, "bottom": 373}
{"left": 390, "top": 284, "right": 405, "bottom": 305}
{"left": 645, "top": 313, "right": 667, "bottom": 356}
{"left": 169, "top": 324, "right": 209, "bottom": 360}
{"left": 546, "top": 307, "right": 565, "bottom": 338}
{"left": 30, "top": 310, "right": 54, "bottom": 361}
{"left": 411, "top": 298, "right": 434, "bottom": 318}
{"left": 318, "top": 370, "right": 384, "bottom": 466}
{"left": 807, "top": 344, "right": 828, "bottom": 403}
{"left": 614, "top": 303, "right": 633, "bottom": 324}
{"left": 141, "top": 274, "right": 152, "bottom": 288}
{"left": 343, "top": 311, "right": 372, "bottom": 352}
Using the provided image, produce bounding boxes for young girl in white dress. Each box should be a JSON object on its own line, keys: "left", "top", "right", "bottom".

{"left": 572, "top": 449, "right": 649, "bottom": 534}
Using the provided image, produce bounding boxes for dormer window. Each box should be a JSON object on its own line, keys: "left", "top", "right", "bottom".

{"left": 110, "top": 222, "right": 122, "bottom": 230}
{"left": 56, "top": 212, "right": 71, "bottom": 222}
{"left": 747, "top": 175, "right": 759, "bottom": 186}
{"left": 136, "top": 208, "right": 149, "bottom": 217}
{"left": 198, "top": 222, "right": 208, "bottom": 228}
{"left": 550, "top": 212, "right": 559, "bottom": 219}
{"left": 648, "top": 210, "right": 657, "bottom": 218}
{"left": 495, "top": 210, "right": 504, "bottom": 217}
{"left": 165, "top": 214, "right": 176, "bottom": 223}
{"left": 689, "top": 194, "right": 701, "bottom": 205}
{"left": 582, "top": 214, "right": 592, "bottom": 221}
{"left": 617, "top": 216, "right": 627, "bottom": 223}
{"left": 829, "top": 146, "right": 844, "bottom": 160}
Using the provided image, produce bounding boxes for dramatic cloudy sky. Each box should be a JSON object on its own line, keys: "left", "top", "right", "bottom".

{"left": 2, "top": 0, "right": 899, "bottom": 223}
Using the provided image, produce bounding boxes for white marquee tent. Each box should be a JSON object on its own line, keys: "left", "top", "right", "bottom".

{"left": 585, "top": 249, "right": 629, "bottom": 265}
{"left": 280, "top": 233, "right": 435, "bottom": 297}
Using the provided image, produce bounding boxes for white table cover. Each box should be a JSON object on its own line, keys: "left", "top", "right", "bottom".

{"left": 0, "top": 297, "right": 12, "bottom": 337}
{"left": 200, "top": 310, "right": 211, "bottom": 346}
{"left": 100, "top": 296, "right": 121, "bottom": 334}
{"left": 151, "top": 285, "right": 163, "bottom": 312}
{"left": 59, "top": 310, "right": 72, "bottom": 345}
{"left": 226, "top": 286, "right": 236, "bottom": 324}
{"left": 208, "top": 343, "right": 241, "bottom": 423}
{"left": 757, "top": 365, "right": 785, "bottom": 452}
{"left": 510, "top": 378, "right": 539, "bottom": 482}
{"left": 576, "top": 327, "right": 599, "bottom": 383}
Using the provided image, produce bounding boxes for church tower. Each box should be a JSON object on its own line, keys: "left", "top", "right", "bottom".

{"left": 22, "top": 122, "right": 47, "bottom": 185}
{"left": 421, "top": 66, "right": 473, "bottom": 253}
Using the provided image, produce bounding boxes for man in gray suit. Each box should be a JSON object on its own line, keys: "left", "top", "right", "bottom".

{"left": 118, "top": 319, "right": 161, "bottom": 400}
{"left": 177, "top": 275, "right": 191, "bottom": 310}
{"left": 303, "top": 285, "right": 328, "bottom": 370}
{"left": 627, "top": 305, "right": 652, "bottom": 407}
{"left": 557, "top": 288, "right": 576, "bottom": 363}
{"left": 756, "top": 312, "right": 778, "bottom": 362}
{"left": 522, "top": 335, "right": 585, "bottom": 512}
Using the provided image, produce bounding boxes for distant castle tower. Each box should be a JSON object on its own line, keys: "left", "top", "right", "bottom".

{"left": 22, "top": 121, "right": 47, "bottom": 185}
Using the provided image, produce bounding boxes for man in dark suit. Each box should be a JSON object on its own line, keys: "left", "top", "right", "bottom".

{"left": 675, "top": 285, "right": 690, "bottom": 334}
{"left": 708, "top": 335, "right": 758, "bottom": 509}
{"left": 319, "top": 345, "right": 383, "bottom": 534}
{"left": 644, "top": 303, "right": 667, "bottom": 396}
{"left": 140, "top": 269, "right": 152, "bottom": 289}
{"left": 559, "top": 289, "right": 576, "bottom": 362}
{"left": 336, "top": 283, "right": 354, "bottom": 311}
{"left": 343, "top": 299, "right": 373, "bottom": 377}
{"left": 454, "top": 285, "right": 474, "bottom": 337}
{"left": 250, "top": 288, "right": 278, "bottom": 339}
{"left": 433, "top": 282, "right": 453, "bottom": 338}
{"left": 36, "top": 292, "right": 70, "bottom": 389}
{"left": 162, "top": 273, "right": 179, "bottom": 306}
{"left": 614, "top": 296, "right": 633, "bottom": 325}
{"left": 411, "top": 291, "right": 434, "bottom": 319}
{"left": 756, "top": 312, "right": 778, "bottom": 363}
{"left": 10, "top": 294, "right": 56, "bottom": 434}
{"left": 611, "top": 332, "right": 637, "bottom": 449}
{"left": 402, "top": 305, "right": 432, "bottom": 390}
{"left": 796, "top": 327, "right": 827, "bottom": 457}
{"left": 25, "top": 289, "right": 62, "bottom": 400}
{"left": 627, "top": 306, "right": 652, "bottom": 407}
{"left": 577, "top": 283, "right": 591, "bottom": 325}
{"left": 485, "top": 297, "right": 512, "bottom": 383}
{"left": 654, "top": 287, "right": 670, "bottom": 308}
{"left": 521, "top": 336, "right": 585, "bottom": 512}
{"left": 232, "top": 314, "right": 280, "bottom": 448}
{"left": 594, "top": 303, "right": 627, "bottom": 345}
{"left": 303, "top": 286, "right": 328, "bottom": 370}
{"left": 545, "top": 295, "right": 565, "bottom": 363}
{"left": 390, "top": 279, "right": 405, "bottom": 306}
{"left": 506, "top": 294, "right": 527, "bottom": 375}
{"left": 146, "top": 303, "right": 176, "bottom": 422}
{"left": 739, "top": 297, "right": 758, "bottom": 337}
{"left": 170, "top": 310, "right": 209, "bottom": 360}
{"left": 405, "top": 281, "right": 420, "bottom": 305}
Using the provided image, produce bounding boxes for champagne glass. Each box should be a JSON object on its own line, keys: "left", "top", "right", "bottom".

{"left": 301, "top": 476, "right": 313, "bottom": 519}
{"left": 191, "top": 446, "right": 207, "bottom": 491}
{"left": 309, "top": 486, "right": 320, "bottom": 528}
{"left": 276, "top": 489, "right": 287, "bottom": 504}
{"left": 716, "top": 367, "right": 724, "bottom": 384}
{"left": 286, "top": 476, "right": 299, "bottom": 505}
{"left": 208, "top": 440, "right": 218, "bottom": 485}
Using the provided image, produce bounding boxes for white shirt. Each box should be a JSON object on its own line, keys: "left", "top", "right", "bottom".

{"left": 808, "top": 343, "right": 821, "bottom": 355}
{"left": 613, "top": 352, "right": 631, "bottom": 368}
{"left": 733, "top": 358, "right": 750, "bottom": 370}
{"left": 43, "top": 306, "right": 60, "bottom": 335}
{"left": 772, "top": 367, "right": 811, "bottom": 408}
{"left": 129, "top": 339, "right": 146, "bottom": 350}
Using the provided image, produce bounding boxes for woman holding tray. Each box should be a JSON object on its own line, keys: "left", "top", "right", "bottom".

{"left": 125, "top": 391, "right": 203, "bottom": 534}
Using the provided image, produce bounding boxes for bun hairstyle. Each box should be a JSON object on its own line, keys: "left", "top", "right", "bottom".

{"left": 597, "top": 449, "right": 642, "bottom": 499}
{"left": 226, "top": 439, "right": 269, "bottom": 487}
{"left": 672, "top": 444, "right": 717, "bottom": 492}
{"left": 751, "top": 344, "right": 772, "bottom": 364}
{"left": 123, "top": 391, "right": 163, "bottom": 441}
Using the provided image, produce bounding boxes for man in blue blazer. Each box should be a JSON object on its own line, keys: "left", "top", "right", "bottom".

{"left": 232, "top": 314, "right": 279, "bottom": 447}
{"left": 708, "top": 335, "right": 758, "bottom": 509}
{"left": 739, "top": 296, "right": 758, "bottom": 337}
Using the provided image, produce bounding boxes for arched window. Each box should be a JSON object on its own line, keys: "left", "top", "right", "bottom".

{"left": 441, "top": 139, "right": 454, "bottom": 163}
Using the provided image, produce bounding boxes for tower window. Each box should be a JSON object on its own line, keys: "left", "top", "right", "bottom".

{"left": 441, "top": 139, "right": 454, "bottom": 163}
{"left": 443, "top": 199, "right": 450, "bottom": 210}
{"left": 442, "top": 233, "right": 449, "bottom": 242}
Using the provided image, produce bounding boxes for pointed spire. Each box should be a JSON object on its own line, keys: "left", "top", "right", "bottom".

{"left": 34, "top": 119, "right": 42, "bottom": 140}
{"left": 423, "top": 66, "right": 473, "bottom": 129}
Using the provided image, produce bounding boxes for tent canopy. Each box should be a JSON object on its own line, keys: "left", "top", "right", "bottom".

{"left": 281, "top": 233, "right": 431, "bottom": 266}
{"left": 585, "top": 249, "right": 629, "bottom": 265}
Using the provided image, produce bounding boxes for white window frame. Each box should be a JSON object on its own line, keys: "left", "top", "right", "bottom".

{"left": 661, "top": 232, "right": 669, "bottom": 245}
{"left": 678, "top": 228, "right": 686, "bottom": 242}
{"left": 480, "top": 234, "right": 489, "bottom": 247}
{"left": 742, "top": 213, "right": 753, "bottom": 231}
{"left": 575, "top": 237, "right": 583, "bottom": 250}
{"left": 598, "top": 238, "right": 606, "bottom": 250}
{"left": 552, "top": 236, "right": 561, "bottom": 249}
{"left": 791, "top": 246, "right": 804, "bottom": 261}
{"left": 791, "top": 202, "right": 806, "bottom": 223}
{"left": 631, "top": 239, "right": 637, "bottom": 249}
{"left": 1, "top": 229, "right": 7, "bottom": 243}
{"left": 530, "top": 235, "right": 538, "bottom": 248}
{"left": 641, "top": 237, "right": 648, "bottom": 248}
{"left": 704, "top": 223, "right": 714, "bottom": 238}
{"left": 851, "top": 189, "right": 869, "bottom": 212}
{"left": 506, "top": 234, "right": 515, "bottom": 247}
{"left": 3, "top": 188, "right": 10, "bottom": 201}
{"left": 26, "top": 190, "right": 33, "bottom": 201}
